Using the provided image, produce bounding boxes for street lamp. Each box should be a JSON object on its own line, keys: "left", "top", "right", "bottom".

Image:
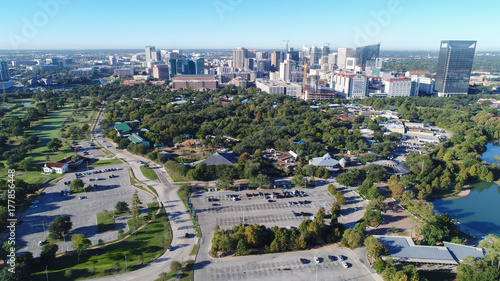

{"left": 124, "top": 252, "right": 127, "bottom": 272}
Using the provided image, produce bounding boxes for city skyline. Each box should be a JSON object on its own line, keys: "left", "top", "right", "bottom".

{"left": 1, "top": 0, "right": 499, "bottom": 51}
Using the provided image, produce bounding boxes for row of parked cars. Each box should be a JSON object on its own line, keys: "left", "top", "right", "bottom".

{"left": 309, "top": 255, "right": 348, "bottom": 268}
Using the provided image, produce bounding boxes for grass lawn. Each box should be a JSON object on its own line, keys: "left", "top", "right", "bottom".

{"left": 189, "top": 244, "right": 199, "bottom": 256}
{"left": 179, "top": 260, "right": 195, "bottom": 281}
{"left": 50, "top": 143, "right": 75, "bottom": 162}
{"left": 177, "top": 187, "right": 201, "bottom": 237}
{"left": 27, "top": 106, "right": 75, "bottom": 164}
{"left": 60, "top": 106, "right": 98, "bottom": 141}
{"left": 171, "top": 175, "right": 186, "bottom": 182}
{"left": 96, "top": 210, "right": 115, "bottom": 233}
{"left": 89, "top": 159, "right": 122, "bottom": 167}
{"left": 128, "top": 168, "right": 138, "bottom": 185}
{"left": 31, "top": 209, "right": 171, "bottom": 280}
{"left": 155, "top": 265, "right": 183, "bottom": 281}
{"left": 140, "top": 165, "right": 158, "bottom": 180}
{"left": 16, "top": 173, "right": 47, "bottom": 185}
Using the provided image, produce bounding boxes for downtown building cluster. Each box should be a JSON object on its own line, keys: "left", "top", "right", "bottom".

{"left": 1, "top": 40, "right": 476, "bottom": 97}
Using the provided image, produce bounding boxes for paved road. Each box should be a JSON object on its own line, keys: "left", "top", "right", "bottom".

{"left": 90, "top": 105, "right": 196, "bottom": 281}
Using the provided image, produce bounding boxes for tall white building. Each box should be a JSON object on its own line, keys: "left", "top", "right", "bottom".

{"left": 345, "top": 57, "right": 358, "bottom": 71}
{"left": 279, "top": 59, "right": 296, "bottom": 83}
{"left": 337, "top": 48, "right": 354, "bottom": 69}
{"left": 145, "top": 46, "right": 155, "bottom": 62}
{"left": 384, "top": 77, "right": 412, "bottom": 97}
{"left": 332, "top": 73, "right": 369, "bottom": 99}
{"left": 233, "top": 47, "right": 247, "bottom": 70}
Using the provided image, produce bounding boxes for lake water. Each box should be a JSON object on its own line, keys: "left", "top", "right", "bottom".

{"left": 433, "top": 142, "right": 500, "bottom": 238}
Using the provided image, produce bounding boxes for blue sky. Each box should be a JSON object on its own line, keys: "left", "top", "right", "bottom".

{"left": 2, "top": 0, "right": 499, "bottom": 51}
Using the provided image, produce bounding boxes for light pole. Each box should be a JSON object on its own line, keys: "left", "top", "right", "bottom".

{"left": 63, "top": 232, "right": 66, "bottom": 252}
{"left": 315, "top": 264, "right": 318, "bottom": 281}
{"left": 46, "top": 265, "right": 48, "bottom": 281}
{"left": 124, "top": 252, "right": 127, "bottom": 272}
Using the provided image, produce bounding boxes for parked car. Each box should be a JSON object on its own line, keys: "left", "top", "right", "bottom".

{"left": 314, "top": 257, "right": 320, "bottom": 263}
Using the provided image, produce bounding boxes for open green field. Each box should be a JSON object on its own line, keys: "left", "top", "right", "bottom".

{"left": 96, "top": 210, "right": 115, "bottom": 233}
{"left": 16, "top": 173, "right": 48, "bottom": 185}
{"left": 61, "top": 105, "right": 98, "bottom": 141}
{"left": 31, "top": 209, "right": 171, "bottom": 280}
{"left": 89, "top": 159, "right": 122, "bottom": 167}
{"left": 27, "top": 105, "right": 75, "bottom": 163}
{"left": 140, "top": 165, "right": 158, "bottom": 180}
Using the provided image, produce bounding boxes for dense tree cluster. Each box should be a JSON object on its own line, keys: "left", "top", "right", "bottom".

{"left": 211, "top": 207, "right": 343, "bottom": 256}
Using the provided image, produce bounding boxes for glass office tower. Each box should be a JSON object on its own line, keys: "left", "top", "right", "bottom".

{"left": 435, "top": 40, "right": 476, "bottom": 97}
{"left": 355, "top": 43, "right": 380, "bottom": 68}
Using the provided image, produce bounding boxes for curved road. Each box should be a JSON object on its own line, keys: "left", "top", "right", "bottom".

{"left": 91, "top": 105, "right": 196, "bottom": 281}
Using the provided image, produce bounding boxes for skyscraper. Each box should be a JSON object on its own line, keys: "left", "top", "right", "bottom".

{"left": 310, "top": 46, "right": 320, "bottom": 64}
{"left": 0, "top": 61, "right": 10, "bottom": 81}
{"left": 168, "top": 58, "right": 205, "bottom": 78}
{"left": 279, "top": 59, "right": 296, "bottom": 83}
{"left": 355, "top": 43, "right": 380, "bottom": 68}
{"left": 270, "top": 51, "right": 281, "bottom": 69}
{"left": 145, "top": 45, "right": 155, "bottom": 62}
{"left": 233, "top": 47, "right": 247, "bottom": 69}
{"left": 435, "top": 40, "right": 476, "bottom": 97}
{"left": 337, "top": 48, "right": 354, "bottom": 69}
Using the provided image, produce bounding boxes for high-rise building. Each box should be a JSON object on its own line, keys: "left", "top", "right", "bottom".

{"left": 233, "top": 47, "right": 247, "bottom": 69}
{"left": 310, "top": 46, "right": 321, "bottom": 64}
{"left": 435, "top": 40, "right": 476, "bottom": 97}
{"left": 337, "top": 48, "right": 354, "bottom": 69}
{"left": 145, "top": 45, "right": 156, "bottom": 62}
{"left": 355, "top": 43, "right": 380, "bottom": 68}
{"left": 279, "top": 59, "right": 296, "bottom": 83}
{"left": 153, "top": 65, "right": 170, "bottom": 79}
{"left": 321, "top": 45, "right": 330, "bottom": 58}
{"left": 270, "top": 51, "right": 281, "bottom": 69}
{"left": 168, "top": 58, "right": 205, "bottom": 78}
{"left": 0, "top": 61, "right": 10, "bottom": 81}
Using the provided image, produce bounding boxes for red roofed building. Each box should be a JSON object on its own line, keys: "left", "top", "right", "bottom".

{"left": 332, "top": 72, "right": 369, "bottom": 99}
{"left": 42, "top": 155, "right": 87, "bottom": 174}
{"left": 405, "top": 70, "right": 430, "bottom": 77}
{"left": 384, "top": 77, "right": 412, "bottom": 97}
{"left": 172, "top": 75, "right": 218, "bottom": 91}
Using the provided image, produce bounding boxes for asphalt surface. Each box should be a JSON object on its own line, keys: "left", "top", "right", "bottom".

{"left": 16, "top": 163, "right": 153, "bottom": 257}
{"left": 193, "top": 177, "right": 371, "bottom": 281}
{"left": 90, "top": 104, "right": 197, "bottom": 281}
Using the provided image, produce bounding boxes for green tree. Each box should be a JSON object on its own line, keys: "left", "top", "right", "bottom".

{"left": 47, "top": 138, "right": 63, "bottom": 152}
{"left": 69, "top": 178, "right": 84, "bottom": 191}
{"left": 115, "top": 201, "right": 130, "bottom": 214}
{"left": 236, "top": 239, "right": 248, "bottom": 256}
{"left": 291, "top": 174, "right": 306, "bottom": 187}
{"left": 341, "top": 229, "right": 364, "bottom": 248}
{"left": 40, "top": 243, "right": 59, "bottom": 265}
{"left": 48, "top": 215, "right": 72, "bottom": 239}
{"left": 71, "top": 234, "right": 91, "bottom": 261}
{"left": 170, "top": 261, "right": 182, "bottom": 272}
{"left": 131, "top": 190, "right": 142, "bottom": 220}
{"left": 364, "top": 236, "right": 388, "bottom": 259}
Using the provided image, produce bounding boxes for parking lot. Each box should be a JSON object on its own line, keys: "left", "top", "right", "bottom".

{"left": 206, "top": 247, "right": 373, "bottom": 281}
{"left": 72, "top": 140, "right": 105, "bottom": 158}
{"left": 192, "top": 185, "right": 336, "bottom": 229}
{"left": 193, "top": 178, "right": 372, "bottom": 281}
{"left": 17, "top": 163, "right": 155, "bottom": 256}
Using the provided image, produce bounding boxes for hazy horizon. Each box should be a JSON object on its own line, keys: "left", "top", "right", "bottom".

{"left": 2, "top": 0, "right": 499, "bottom": 51}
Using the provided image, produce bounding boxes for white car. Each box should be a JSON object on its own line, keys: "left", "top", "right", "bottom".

{"left": 314, "top": 257, "right": 320, "bottom": 263}
{"left": 342, "top": 262, "right": 348, "bottom": 268}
